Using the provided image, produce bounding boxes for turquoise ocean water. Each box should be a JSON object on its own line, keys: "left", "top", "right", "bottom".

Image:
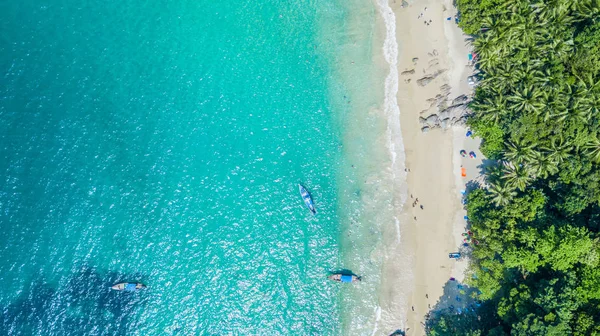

{"left": 0, "top": 0, "right": 390, "bottom": 334}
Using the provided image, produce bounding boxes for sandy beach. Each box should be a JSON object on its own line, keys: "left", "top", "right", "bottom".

{"left": 376, "top": 0, "right": 481, "bottom": 334}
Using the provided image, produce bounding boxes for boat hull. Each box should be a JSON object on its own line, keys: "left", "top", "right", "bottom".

{"left": 111, "top": 282, "right": 147, "bottom": 291}
{"left": 328, "top": 273, "right": 361, "bottom": 283}
{"left": 298, "top": 184, "right": 316, "bottom": 214}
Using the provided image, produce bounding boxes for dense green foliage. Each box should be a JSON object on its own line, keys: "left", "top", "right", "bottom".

{"left": 427, "top": 0, "right": 600, "bottom": 335}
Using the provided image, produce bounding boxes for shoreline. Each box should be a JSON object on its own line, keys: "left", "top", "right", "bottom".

{"left": 376, "top": 0, "right": 475, "bottom": 334}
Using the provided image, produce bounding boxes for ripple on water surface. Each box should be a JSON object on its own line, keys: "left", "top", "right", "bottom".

{"left": 0, "top": 0, "right": 358, "bottom": 334}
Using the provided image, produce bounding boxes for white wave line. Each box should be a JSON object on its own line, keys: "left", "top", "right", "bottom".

{"left": 375, "top": 0, "right": 408, "bottom": 332}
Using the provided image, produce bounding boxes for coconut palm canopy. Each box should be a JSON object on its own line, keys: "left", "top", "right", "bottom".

{"left": 426, "top": 0, "right": 600, "bottom": 335}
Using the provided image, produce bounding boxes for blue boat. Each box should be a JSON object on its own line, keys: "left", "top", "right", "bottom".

{"left": 328, "top": 273, "right": 361, "bottom": 283}
{"left": 298, "top": 184, "right": 316, "bottom": 215}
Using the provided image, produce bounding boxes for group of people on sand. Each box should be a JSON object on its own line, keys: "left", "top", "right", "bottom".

{"left": 411, "top": 196, "right": 423, "bottom": 210}
{"left": 410, "top": 194, "right": 424, "bottom": 221}
{"left": 417, "top": 7, "right": 433, "bottom": 26}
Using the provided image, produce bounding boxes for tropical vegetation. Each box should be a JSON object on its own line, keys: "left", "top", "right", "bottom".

{"left": 427, "top": 0, "right": 600, "bottom": 334}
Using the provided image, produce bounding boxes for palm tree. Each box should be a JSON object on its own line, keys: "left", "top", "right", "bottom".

{"left": 515, "top": 65, "right": 546, "bottom": 87}
{"left": 504, "top": 140, "right": 535, "bottom": 165}
{"left": 508, "top": 86, "right": 544, "bottom": 114}
{"left": 554, "top": 107, "right": 590, "bottom": 123}
{"left": 573, "top": 96, "right": 600, "bottom": 121}
{"left": 584, "top": 137, "right": 600, "bottom": 163}
{"left": 542, "top": 137, "right": 573, "bottom": 164}
{"left": 503, "top": 163, "right": 532, "bottom": 191}
{"left": 480, "top": 16, "right": 503, "bottom": 33}
{"left": 544, "top": 38, "right": 573, "bottom": 62}
{"left": 528, "top": 151, "right": 559, "bottom": 179}
{"left": 473, "top": 95, "right": 509, "bottom": 124}
{"left": 485, "top": 163, "right": 505, "bottom": 185}
{"left": 488, "top": 181, "right": 517, "bottom": 207}
{"left": 538, "top": 90, "right": 568, "bottom": 121}
{"left": 572, "top": 0, "right": 600, "bottom": 20}
{"left": 573, "top": 74, "right": 600, "bottom": 120}
{"left": 481, "top": 63, "right": 519, "bottom": 94}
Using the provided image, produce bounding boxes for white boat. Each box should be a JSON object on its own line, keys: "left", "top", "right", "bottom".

{"left": 111, "top": 282, "right": 147, "bottom": 291}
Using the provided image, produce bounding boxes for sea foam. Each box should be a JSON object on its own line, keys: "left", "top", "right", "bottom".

{"left": 374, "top": 0, "right": 411, "bottom": 332}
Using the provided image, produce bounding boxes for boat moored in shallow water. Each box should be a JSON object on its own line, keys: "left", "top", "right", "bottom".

{"left": 328, "top": 273, "right": 361, "bottom": 283}
{"left": 111, "top": 282, "right": 147, "bottom": 291}
{"left": 298, "top": 184, "right": 316, "bottom": 215}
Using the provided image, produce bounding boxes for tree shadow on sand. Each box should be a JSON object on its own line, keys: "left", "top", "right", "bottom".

{"left": 0, "top": 267, "right": 149, "bottom": 335}
{"left": 424, "top": 279, "right": 500, "bottom": 334}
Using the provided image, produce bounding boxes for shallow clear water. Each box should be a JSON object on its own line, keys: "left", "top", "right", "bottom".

{"left": 0, "top": 0, "right": 395, "bottom": 334}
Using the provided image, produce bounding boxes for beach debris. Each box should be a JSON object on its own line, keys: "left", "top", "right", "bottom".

{"left": 461, "top": 167, "right": 467, "bottom": 177}
{"left": 412, "top": 57, "right": 419, "bottom": 64}
{"left": 466, "top": 129, "right": 473, "bottom": 137}
{"left": 401, "top": 0, "right": 409, "bottom": 8}
{"left": 401, "top": 69, "right": 415, "bottom": 76}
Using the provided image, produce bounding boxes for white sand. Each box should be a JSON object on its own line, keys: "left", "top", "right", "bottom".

{"left": 375, "top": 0, "right": 480, "bottom": 334}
